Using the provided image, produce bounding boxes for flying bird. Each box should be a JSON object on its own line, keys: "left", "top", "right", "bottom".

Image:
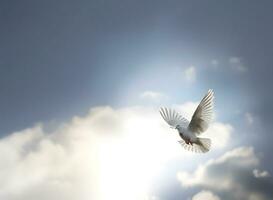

{"left": 159, "top": 89, "right": 214, "bottom": 153}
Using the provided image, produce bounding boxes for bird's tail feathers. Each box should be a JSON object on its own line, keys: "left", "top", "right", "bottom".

{"left": 178, "top": 138, "right": 211, "bottom": 153}
{"left": 196, "top": 138, "right": 211, "bottom": 153}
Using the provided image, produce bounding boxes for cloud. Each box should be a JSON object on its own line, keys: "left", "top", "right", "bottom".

{"left": 0, "top": 102, "right": 233, "bottom": 200}
{"left": 229, "top": 57, "right": 247, "bottom": 72}
{"left": 253, "top": 169, "right": 270, "bottom": 178}
{"left": 184, "top": 66, "right": 196, "bottom": 83}
{"left": 140, "top": 91, "right": 167, "bottom": 101}
{"left": 0, "top": 120, "right": 100, "bottom": 200}
{"left": 192, "top": 190, "right": 220, "bottom": 200}
{"left": 145, "top": 196, "right": 159, "bottom": 200}
{"left": 177, "top": 147, "right": 273, "bottom": 200}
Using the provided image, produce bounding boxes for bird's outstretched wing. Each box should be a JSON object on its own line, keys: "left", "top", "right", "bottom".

{"left": 159, "top": 107, "right": 189, "bottom": 128}
{"left": 178, "top": 138, "right": 211, "bottom": 153}
{"left": 188, "top": 89, "right": 214, "bottom": 135}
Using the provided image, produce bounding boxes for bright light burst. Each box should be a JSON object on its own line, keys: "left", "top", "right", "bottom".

{"left": 98, "top": 109, "right": 185, "bottom": 200}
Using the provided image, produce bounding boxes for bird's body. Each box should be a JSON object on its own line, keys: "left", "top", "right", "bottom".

{"left": 178, "top": 129, "right": 196, "bottom": 145}
{"left": 159, "top": 89, "right": 214, "bottom": 153}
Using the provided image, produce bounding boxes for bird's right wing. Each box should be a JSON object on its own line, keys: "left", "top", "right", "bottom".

{"left": 159, "top": 107, "right": 189, "bottom": 128}
{"left": 188, "top": 89, "right": 214, "bottom": 135}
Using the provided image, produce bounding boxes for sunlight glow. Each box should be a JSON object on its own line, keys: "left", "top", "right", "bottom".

{"left": 98, "top": 113, "right": 186, "bottom": 200}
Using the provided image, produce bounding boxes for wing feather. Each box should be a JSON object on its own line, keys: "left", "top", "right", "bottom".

{"left": 159, "top": 107, "right": 189, "bottom": 128}
{"left": 188, "top": 89, "right": 214, "bottom": 134}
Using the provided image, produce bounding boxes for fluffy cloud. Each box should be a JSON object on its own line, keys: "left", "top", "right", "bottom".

{"left": 177, "top": 147, "right": 273, "bottom": 200}
{"left": 253, "top": 169, "right": 270, "bottom": 178}
{"left": 192, "top": 190, "right": 220, "bottom": 200}
{"left": 0, "top": 118, "right": 100, "bottom": 200}
{"left": 184, "top": 66, "right": 196, "bottom": 83}
{"left": 145, "top": 196, "right": 159, "bottom": 200}
{"left": 0, "top": 102, "right": 232, "bottom": 200}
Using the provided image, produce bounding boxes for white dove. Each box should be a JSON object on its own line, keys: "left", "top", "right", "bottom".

{"left": 159, "top": 89, "right": 214, "bottom": 153}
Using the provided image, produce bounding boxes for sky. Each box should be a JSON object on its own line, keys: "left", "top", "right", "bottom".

{"left": 0, "top": 1, "right": 273, "bottom": 200}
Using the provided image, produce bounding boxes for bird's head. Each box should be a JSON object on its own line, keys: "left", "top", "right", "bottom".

{"left": 175, "top": 125, "right": 180, "bottom": 129}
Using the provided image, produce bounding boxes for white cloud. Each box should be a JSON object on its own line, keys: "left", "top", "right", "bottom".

{"left": 204, "top": 122, "right": 232, "bottom": 149}
{"left": 184, "top": 66, "right": 196, "bottom": 83}
{"left": 0, "top": 101, "right": 234, "bottom": 200}
{"left": 253, "top": 169, "right": 270, "bottom": 178}
{"left": 177, "top": 147, "right": 258, "bottom": 189}
{"left": 140, "top": 91, "right": 167, "bottom": 101}
{"left": 0, "top": 121, "right": 100, "bottom": 200}
{"left": 229, "top": 57, "right": 247, "bottom": 72}
{"left": 177, "top": 147, "right": 273, "bottom": 200}
{"left": 192, "top": 190, "right": 220, "bottom": 200}
{"left": 175, "top": 102, "right": 199, "bottom": 120}
{"left": 145, "top": 195, "right": 159, "bottom": 200}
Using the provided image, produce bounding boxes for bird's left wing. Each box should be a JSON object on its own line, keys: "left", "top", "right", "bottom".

{"left": 159, "top": 107, "right": 189, "bottom": 128}
{"left": 188, "top": 89, "right": 214, "bottom": 135}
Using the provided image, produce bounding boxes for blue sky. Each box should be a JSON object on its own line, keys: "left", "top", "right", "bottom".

{"left": 0, "top": 1, "right": 273, "bottom": 200}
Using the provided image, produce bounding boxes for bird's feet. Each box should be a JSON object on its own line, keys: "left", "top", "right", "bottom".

{"left": 185, "top": 140, "right": 193, "bottom": 145}
{"left": 186, "top": 140, "right": 193, "bottom": 145}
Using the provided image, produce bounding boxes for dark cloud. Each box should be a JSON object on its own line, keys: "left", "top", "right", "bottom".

{"left": 178, "top": 147, "right": 273, "bottom": 200}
